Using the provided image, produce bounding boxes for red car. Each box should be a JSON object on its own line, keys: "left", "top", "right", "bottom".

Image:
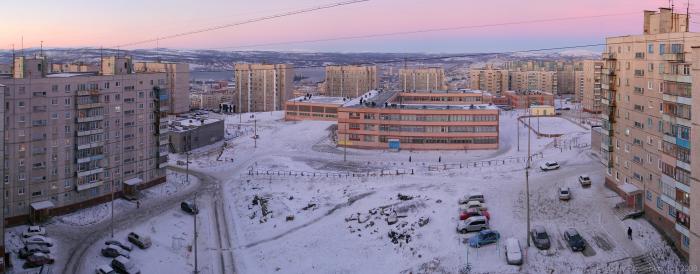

{"left": 460, "top": 208, "right": 491, "bottom": 220}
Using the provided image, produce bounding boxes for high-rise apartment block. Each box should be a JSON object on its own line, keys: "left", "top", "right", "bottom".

{"left": 556, "top": 62, "right": 576, "bottom": 95}
{"left": 234, "top": 63, "right": 293, "bottom": 113}
{"left": 469, "top": 65, "right": 509, "bottom": 95}
{"left": 579, "top": 60, "right": 604, "bottom": 113}
{"left": 601, "top": 8, "right": 696, "bottom": 262}
{"left": 324, "top": 65, "right": 378, "bottom": 98}
{"left": 509, "top": 69, "right": 558, "bottom": 94}
{"left": 0, "top": 55, "right": 172, "bottom": 225}
{"left": 399, "top": 67, "right": 446, "bottom": 92}
{"left": 133, "top": 62, "right": 191, "bottom": 114}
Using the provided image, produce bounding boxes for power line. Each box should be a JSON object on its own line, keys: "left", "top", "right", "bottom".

{"left": 210, "top": 12, "right": 639, "bottom": 50}
{"left": 113, "top": 0, "right": 370, "bottom": 49}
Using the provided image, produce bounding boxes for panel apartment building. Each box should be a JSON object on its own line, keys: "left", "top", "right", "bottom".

{"left": 234, "top": 63, "right": 293, "bottom": 113}
{"left": 324, "top": 65, "right": 378, "bottom": 98}
{"left": 600, "top": 8, "right": 698, "bottom": 262}
{"left": 399, "top": 67, "right": 446, "bottom": 92}
{"left": 469, "top": 65, "right": 509, "bottom": 95}
{"left": 0, "top": 55, "right": 171, "bottom": 225}
{"left": 579, "top": 60, "right": 604, "bottom": 113}
{"left": 133, "top": 62, "right": 191, "bottom": 114}
{"left": 509, "top": 69, "right": 558, "bottom": 94}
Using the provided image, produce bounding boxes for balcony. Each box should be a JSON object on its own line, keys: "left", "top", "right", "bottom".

{"left": 77, "top": 141, "right": 104, "bottom": 150}
{"left": 77, "top": 167, "right": 104, "bottom": 177}
{"left": 663, "top": 74, "right": 692, "bottom": 84}
{"left": 77, "top": 128, "right": 104, "bottom": 137}
{"left": 77, "top": 89, "right": 100, "bottom": 96}
{"left": 77, "top": 154, "right": 104, "bottom": 164}
{"left": 33, "top": 106, "right": 47, "bottom": 112}
{"left": 602, "top": 52, "right": 617, "bottom": 60}
{"left": 77, "top": 102, "right": 102, "bottom": 110}
{"left": 76, "top": 180, "right": 103, "bottom": 192}
{"left": 602, "top": 68, "right": 615, "bottom": 76}
{"left": 663, "top": 53, "right": 685, "bottom": 62}
{"left": 77, "top": 115, "right": 104, "bottom": 123}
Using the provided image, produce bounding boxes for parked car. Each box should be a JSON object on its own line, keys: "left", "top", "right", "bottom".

{"left": 127, "top": 232, "right": 152, "bottom": 249}
{"left": 468, "top": 229, "right": 500, "bottom": 248}
{"left": 96, "top": 265, "right": 117, "bottom": 274}
{"left": 504, "top": 238, "right": 523, "bottom": 265}
{"left": 564, "top": 228, "right": 586, "bottom": 251}
{"left": 459, "top": 208, "right": 490, "bottom": 221}
{"left": 19, "top": 244, "right": 50, "bottom": 259}
{"left": 101, "top": 244, "right": 130, "bottom": 258}
{"left": 22, "top": 226, "right": 46, "bottom": 238}
{"left": 105, "top": 240, "right": 133, "bottom": 252}
{"left": 23, "top": 252, "right": 54, "bottom": 268}
{"left": 458, "top": 193, "right": 485, "bottom": 204}
{"left": 578, "top": 175, "right": 592, "bottom": 187}
{"left": 530, "top": 225, "right": 551, "bottom": 250}
{"left": 23, "top": 235, "right": 53, "bottom": 247}
{"left": 111, "top": 255, "right": 141, "bottom": 274}
{"left": 181, "top": 200, "right": 199, "bottom": 215}
{"left": 540, "top": 161, "right": 560, "bottom": 171}
{"left": 559, "top": 187, "right": 571, "bottom": 200}
{"left": 456, "top": 216, "right": 489, "bottom": 233}
{"left": 461, "top": 200, "right": 487, "bottom": 211}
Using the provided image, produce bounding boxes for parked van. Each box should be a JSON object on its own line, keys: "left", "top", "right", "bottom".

{"left": 456, "top": 216, "right": 489, "bottom": 234}
{"left": 505, "top": 238, "right": 523, "bottom": 265}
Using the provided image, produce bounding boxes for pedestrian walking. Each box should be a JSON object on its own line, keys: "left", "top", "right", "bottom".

{"left": 627, "top": 226, "right": 632, "bottom": 240}
{"left": 137, "top": 200, "right": 141, "bottom": 209}
{"left": 438, "top": 156, "right": 442, "bottom": 163}
{"left": 408, "top": 156, "right": 412, "bottom": 162}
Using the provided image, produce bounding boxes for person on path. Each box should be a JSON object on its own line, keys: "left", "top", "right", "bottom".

{"left": 408, "top": 156, "right": 412, "bottom": 162}
{"left": 627, "top": 226, "right": 632, "bottom": 240}
{"left": 137, "top": 200, "right": 141, "bottom": 209}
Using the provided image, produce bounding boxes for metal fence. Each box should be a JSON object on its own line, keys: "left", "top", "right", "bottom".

{"left": 426, "top": 153, "right": 544, "bottom": 171}
{"left": 247, "top": 168, "right": 413, "bottom": 178}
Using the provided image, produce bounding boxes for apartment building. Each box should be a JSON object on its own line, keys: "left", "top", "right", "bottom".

{"left": 337, "top": 90, "right": 499, "bottom": 150}
{"left": 234, "top": 63, "right": 293, "bottom": 113}
{"left": 580, "top": 60, "right": 605, "bottom": 113}
{"left": 574, "top": 70, "right": 585, "bottom": 103}
{"left": 0, "top": 83, "right": 4, "bottom": 271}
{"left": 509, "top": 69, "right": 558, "bottom": 94}
{"left": 0, "top": 55, "right": 170, "bottom": 224}
{"left": 468, "top": 65, "right": 509, "bottom": 95}
{"left": 557, "top": 62, "right": 576, "bottom": 95}
{"left": 134, "top": 62, "right": 191, "bottom": 114}
{"left": 399, "top": 67, "right": 446, "bottom": 92}
{"left": 51, "top": 63, "right": 98, "bottom": 73}
{"left": 324, "top": 65, "right": 377, "bottom": 98}
{"left": 190, "top": 92, "right": 235, "bottom": 111}
{"left": 601, "top": 8, "right": 695, "bottom": 261}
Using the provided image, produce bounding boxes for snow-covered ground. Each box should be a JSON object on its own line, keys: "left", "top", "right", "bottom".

{"left": 171, "top": 109, "right": 684, "bottom": 273}
{"left": 43, "top": 107, "right": 686, "bottom": 274}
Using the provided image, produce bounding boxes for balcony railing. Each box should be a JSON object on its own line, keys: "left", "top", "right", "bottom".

{"left": 663, "top": 53, "right": 685, "bottom": 62}
{"left": 602, "top": 52, "right": 617, "bottom": 59}
{"left": 663, "top": 81, "right": 692, "bottom": 98}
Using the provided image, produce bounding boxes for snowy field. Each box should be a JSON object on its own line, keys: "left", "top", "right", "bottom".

{"left": 174, "top": 110, "right": 684, "bottom": 273}
{"left": 33, "top": 108, "right": 686, "bottom": 274}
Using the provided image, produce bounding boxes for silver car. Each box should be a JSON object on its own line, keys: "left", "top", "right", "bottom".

{"left": 559, "top": 187, "right": 571, "bottom": 200}
{"left": 456, "top": 216, "right": 489, "bottom": 234}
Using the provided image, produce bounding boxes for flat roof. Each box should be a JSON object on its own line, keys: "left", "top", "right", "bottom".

{"left": 31, "top": 200, "right": 55, "bottom": 210}
{"left": 288, "top": 96, "right": 346, "bottom": 105}
{"left": 343, "top": 90, "right": 498, "bottom": 110}
{"left": 170, "top": 117, "right": 222, "bottom": 132}
{"left": 46, "top": 72, "right": 97, "bottom": 78}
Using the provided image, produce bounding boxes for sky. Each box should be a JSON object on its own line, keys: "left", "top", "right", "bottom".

{"left": 0, "top": 0, "right": 693, "bottom": 53}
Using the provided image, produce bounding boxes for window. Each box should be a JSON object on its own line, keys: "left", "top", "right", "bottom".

{"left": 17, "top": 101, "right": 25, "bottom": 107}
{"left": 656, "top": 197, "right": 663, "bottom": 209}
{"left": 660, "top": 44, "right": 666, "bottom": 54}
{"left": 18, "top": 187, "right": 25, "bottom": 195}
{"left": 682, "top": 235, "right": 689, "bottom": 248}
{"left": 51, "top": 99, "right": 58, "bottom": 105}
{"left": 647, "top": 43, "right": 654, "bottom": 53}
{"left": 51, "top": 113, "right": 58, "bottom": 119}
{"left": 647, "top": 81, "right": 653, "bottom": 90}
{"left": 646, "top": 190, "right": 652, "bottom": 201}
{"left": 669, "top": 206, "right": 677, "bottom": 218}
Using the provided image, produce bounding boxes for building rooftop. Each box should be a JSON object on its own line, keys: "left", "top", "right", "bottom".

{"left": 169, "top": 117, "right": 222, "bottom": 132}
{"left": 289, "top": 95, "right": 347, "bottom": 105}
{"left": 46, "top": 72, "right": 97, "bottom": 78}
{"left": 342, "top": 90, "right": 498, "bottom": 110}
{"left": 505, "top": 90, "right": 553, "bottom": 96}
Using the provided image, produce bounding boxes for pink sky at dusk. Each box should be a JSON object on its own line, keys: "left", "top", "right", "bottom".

{"left": 1, "top": 0, "right": 691, "bottom": 53}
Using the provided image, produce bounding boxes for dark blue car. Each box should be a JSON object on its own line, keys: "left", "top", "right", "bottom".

{"left": 468, "top": 229, "right": 500, "bottom": 248}
{"left": 564, "top": 228, "right": 586, "bottom": 251}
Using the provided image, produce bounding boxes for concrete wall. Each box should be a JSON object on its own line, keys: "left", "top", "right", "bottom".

{"left": 170, "top": 120, "right": 225, "bottom": 153}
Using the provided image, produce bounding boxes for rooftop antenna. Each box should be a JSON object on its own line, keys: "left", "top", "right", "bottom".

{"left": 40, "top": 40, "right": 43, "bottom": 57}
{"left": 21, "top": 36, "right": 24, "bottom": 57}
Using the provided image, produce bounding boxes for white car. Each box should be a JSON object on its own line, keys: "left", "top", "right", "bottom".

{"left": 24, "top": 235, "right": 54, "bottom": 247}
{"left": 578, "top": 175, "right": 592, "bottom": 187}
{"left": 540, "top": 161, "right": 560, "bottom": 171}
{"left": 505, "top": 238, "right": 523, "bottom": 265}
{"left": 458, "top": 193, "right": 485, "bottom": 204}
{"left": 96, "top": 264, "right": 117, "bottom": 274}
{"left": 22, "top": 226, "right": 46, "bottom": 238}
{"left": 559, "top": 187, "right": 571, "bottom": 200}
{"left": 461, "top": 200, "right": 488, "bottom": 211}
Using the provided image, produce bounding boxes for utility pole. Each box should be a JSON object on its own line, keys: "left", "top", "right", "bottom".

{"left": 186, "top": 152, "right": 190, "bottom": 183}
{"left": 343, "top": 123, "right": 347, "bottom": 162}
{"left": 517, "top": 117, "right": 520, "bottom": 151}
{"left": 111, "top": 180, "right": 115, "bottom": 238}
{"left": 193, "top": 192, "right": 199, "bottom": 274}
{"left": 526, "top": 116, "right": 531, "bottom": 248}
{"left": 254, "top": 118, "right": 257, "bottom": 148}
